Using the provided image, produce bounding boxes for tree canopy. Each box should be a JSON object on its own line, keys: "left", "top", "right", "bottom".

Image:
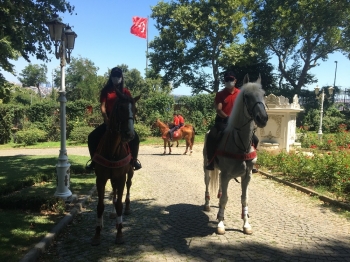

{"left": 149, "top": 0, "right": 248, "bottom": 94}
{"left": 247, "top": 0, "right": 350, "bottom": 94}
{"left": 0, "top": 0, "right": 75, "bottom": 86}
{"left": 18, "top": 64, "right": 48, "bottom": 97}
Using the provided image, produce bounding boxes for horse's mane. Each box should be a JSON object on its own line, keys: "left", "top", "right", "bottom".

{"left": 227, "top": 81, "right": 265, "bottom": 128}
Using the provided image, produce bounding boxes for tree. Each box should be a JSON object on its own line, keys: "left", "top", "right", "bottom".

{"left": 149, "top": 0, "right": 247, "bottom": 94}
{"left": 62, "top": 56, "right": 101, "bottom": 102}
{"left": 18, "top": 64, "right": 48, "bottom": 97}
{"left": 247, "top": 0, "right": 350, "bottom": 94}
{"left": 0, "top": 0, "right": 75, "bottom": 86}
{"left": 221, "top": 43, "right": 277, "bottom": 93}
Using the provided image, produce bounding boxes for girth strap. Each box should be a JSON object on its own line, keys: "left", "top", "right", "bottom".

{"left": 93, "top": 153, "right": 131, "bottom": 169}
{"left": 216, "top": 149, "right": 257, "bottom": 161}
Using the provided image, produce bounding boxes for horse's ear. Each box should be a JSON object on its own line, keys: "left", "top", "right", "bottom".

{"left": 243, "top": 74, "right": 250, "bottom": 84}
{"left": 134, "top": 94, "right": 141, "bottom": 103}
{"left": 256, "top": 74, "right": 261, "bottom": 84}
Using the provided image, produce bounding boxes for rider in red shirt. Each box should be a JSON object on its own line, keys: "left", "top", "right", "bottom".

{"left": 168, "top": 113, "right": 180, "bottom": 140}
{"left": 205, "top": 71, "right": 240, "bottom": 170}
{"left": 86, "top": 67, "right": 141, "bottom": 171}
{"left": 205, "top": 71, "right": 259, "bottom": 171}
{"left": 178, "top": 113, "right": 184, "bottom": 127}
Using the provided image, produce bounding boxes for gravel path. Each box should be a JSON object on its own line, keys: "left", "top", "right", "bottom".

{"left": 2, "top": 145, "right": 350, "bottom": 261}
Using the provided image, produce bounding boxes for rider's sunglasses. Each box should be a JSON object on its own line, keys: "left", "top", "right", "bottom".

{"left": 224, "top": 77, "right": 235, "bottom": 82}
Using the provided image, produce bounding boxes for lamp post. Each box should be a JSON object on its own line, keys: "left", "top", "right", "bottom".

{"left": 314, "top": 85, "right": 334, "bottom": 141}
{"left": 333, "top": 61, "right": 338, "bottom": 88}
{"left": 46, "top": 14, "right": 77, "bottom": 199}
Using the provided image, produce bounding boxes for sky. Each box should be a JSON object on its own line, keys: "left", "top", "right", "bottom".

{"left": 1, "top": 0, "right": 350, "bottom": 96}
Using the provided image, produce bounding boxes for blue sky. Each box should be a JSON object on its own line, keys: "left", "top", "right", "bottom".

{"left": 1, "top": 0, "right": 350, "bottom": 96}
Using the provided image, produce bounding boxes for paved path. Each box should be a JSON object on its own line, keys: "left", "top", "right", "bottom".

{"left": 2, "top": 146, "right": 350, "bottom": 261}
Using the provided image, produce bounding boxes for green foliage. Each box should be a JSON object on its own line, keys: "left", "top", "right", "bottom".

{"left": 177, "top": 93, "right": 216, "bottom": 134}
{"left": 135, "top": 122, "right": 152, "bottom": 141}
{"left": 257, "top": 149, "right": 350, "bottom": 201}
{"left": 18, "top": 64, "right": 48, "bottom": 97}
{"left": 0, "top": 104, "right": 26, "bottom": 144}
{"left": 69, "top": 126, "right": 94, "bottom": 143}
{"left": 247, "top": 0, "right": 350, "bottom": 93}
{"left": 63, "top": 56, "right": 102, "bottom": 102}
{"left": 149, "top": 0, "right": 247, "bottom": 93}
{"left": 137, "top": 92, "right": 175, "bottom": 125}
{"left": 301, "top": 105, "right": 346, "bottom": 133}
{"left": 15, "top": 128, "right": 47, "bottom": 146}
{"left": 0, "top": 0, "right": 74, "bottom": 90}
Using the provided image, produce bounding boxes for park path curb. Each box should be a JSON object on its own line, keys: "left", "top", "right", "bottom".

{"left": 258, "top": 170, "right": 350, "bottom": 212}
{"left": 19, "top": 185, "right": 96, "bottom": 262}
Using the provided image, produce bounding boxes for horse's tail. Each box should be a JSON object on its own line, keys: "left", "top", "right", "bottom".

{"left": 191, "top": 126, "right": 195, "bottom": 145}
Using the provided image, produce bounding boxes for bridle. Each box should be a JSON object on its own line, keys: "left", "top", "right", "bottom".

{"left": 231, "top": 92, "right": 267, "bottom": 153}
{"left": 109, "top": 98, "right": 135, "bottom": 136}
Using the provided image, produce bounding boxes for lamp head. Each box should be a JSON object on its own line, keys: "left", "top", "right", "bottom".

{"left": 45, "top": 14, "right": 65, "bottom": 42}
{"left": 314, "top": 85, "right": 320, "bottom": 95}
{"left": 328, "top": 86, "right": 334, "bottom": 95}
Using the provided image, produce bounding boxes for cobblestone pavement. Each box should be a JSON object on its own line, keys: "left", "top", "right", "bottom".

{"left": 9, "top": 145, "right": 349, "bottom": 262}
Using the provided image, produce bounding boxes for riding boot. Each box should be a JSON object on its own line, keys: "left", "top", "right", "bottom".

{"left": 86, "top": 123, "right": 106, "bottom": 172}
{"left": 128, "top": 131, "right": 142, "bottom": 170}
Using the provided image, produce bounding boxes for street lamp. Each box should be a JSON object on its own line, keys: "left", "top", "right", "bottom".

{"left": 314, "top": 85, "right": 334, "bottom": 141}
{"left": 46, "top": 14, "right": 77, "bottom": 199}
{"left": 333, "top": 61, "right": 338, "bottom": 88}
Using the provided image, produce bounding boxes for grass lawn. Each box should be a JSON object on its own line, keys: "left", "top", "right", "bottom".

{"left": 0, "top": 154, "right": 94, "bottom": 262}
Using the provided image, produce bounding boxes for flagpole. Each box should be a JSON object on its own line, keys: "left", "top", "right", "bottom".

{"left": 146, "top": 15, "right": 149, "bottom": 75}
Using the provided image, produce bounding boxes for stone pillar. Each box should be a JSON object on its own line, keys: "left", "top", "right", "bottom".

{"left": 257, "top": 94, "right": 304, "bottom": 152}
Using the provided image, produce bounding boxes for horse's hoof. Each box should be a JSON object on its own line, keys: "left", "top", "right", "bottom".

{"left": 243, "top": 227, "right": 253, "bottom": 235}
{"left": 203, "top": 205, "right": 210, "bottom": 212}
{"left": 217, "top": 227, "right": 225, "bottom": 235}
{"left": 91, "top": 237, "right": 101, "bottom": 246}
{"left": 168, "top": 152, "right": 171, "bottom": 155}
{"left": 115, "top": 236, "right": 125, "bottom": 244}
{"left": 124, "top": 208, "right": 131, "bottom": 215}
{"left": 109, "top": 212, "right": 117, "bottom": 219}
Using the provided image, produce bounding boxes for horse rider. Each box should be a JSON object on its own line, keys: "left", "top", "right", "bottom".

{"left": 177, "top": 113, "right": 184, "bottom": 127}
{"left": 168, "top": 112, "right": 180, "bottom": 141}
{"left": 205, "top": 70, "right": 259, "bottom": 171}
{"left": 85, "top": 67, "right": 142, "bottom": 172}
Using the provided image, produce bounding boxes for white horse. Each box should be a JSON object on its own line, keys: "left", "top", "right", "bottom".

{"left": 203, "top": 74, "right": 268, "bottom": 235}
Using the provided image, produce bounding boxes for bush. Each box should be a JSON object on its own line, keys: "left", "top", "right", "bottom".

{"left": 134, "top": 122, "right": 151, "bottom": 141}
{"left": 69, "top": 126, "right": 94, "bottom": 143}
{"left": 15, "top": 128, "right": 47, "bottom": 145}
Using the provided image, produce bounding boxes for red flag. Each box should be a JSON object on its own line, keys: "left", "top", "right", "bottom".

{"left": 130, "top": 16, "right": 147, "bottom": 39}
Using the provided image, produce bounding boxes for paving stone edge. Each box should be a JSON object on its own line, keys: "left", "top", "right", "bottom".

{"left": 258, "top": 170, "right": 350, "bottom": 212}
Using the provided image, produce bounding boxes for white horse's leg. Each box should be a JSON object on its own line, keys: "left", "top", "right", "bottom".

{"left": 241, "top": 170, "right": 252, "bottom": 234}
{"left": 217, "top": 172, "right": 229, "bottom": 235}
{"left": 204, "top": 169, "right": 211, "bottom": 211}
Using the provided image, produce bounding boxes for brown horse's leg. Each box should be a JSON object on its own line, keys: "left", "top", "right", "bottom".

{"left": 163, "top": 139, "right": 167, "bottom": 155}
{"left": 124, "top": 165, "right": 133, "bottom": 215}
{"left": 114, "top": 173, "right": 127, "bottom": 244}
{"left": 91, "top": 175, "right": 107, "bottom": 246}
{"left": 109, "top": 180, "right": 117, "bottom": 219}
{"left": 168, "top": 140, "right": 172, "bottom": 154}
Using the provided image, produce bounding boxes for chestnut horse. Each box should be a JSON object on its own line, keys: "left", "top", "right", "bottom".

{"left": 91, "top": 91, "right": 137, "bottom": 246}
{"left": 155, "top": 119, "right": 195, "bottom": 155}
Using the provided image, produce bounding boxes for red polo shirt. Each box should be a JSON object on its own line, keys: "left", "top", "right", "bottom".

{"left": 100, "top": 87, "right": 132, "bottom": 115}
{"left": 214, "top": 87, "right": 240, "bottom": 116}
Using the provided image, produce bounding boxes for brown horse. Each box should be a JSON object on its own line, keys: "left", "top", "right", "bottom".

{"left": 155, "top": 119, "right": 195, "bottom": 155}
{"left": 91, "top": 92, "right": 137, "bottom": 246}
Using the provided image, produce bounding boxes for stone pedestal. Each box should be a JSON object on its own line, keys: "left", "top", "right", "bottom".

{"left": 257, "top": 94, "right": 304, "bottom": 152}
